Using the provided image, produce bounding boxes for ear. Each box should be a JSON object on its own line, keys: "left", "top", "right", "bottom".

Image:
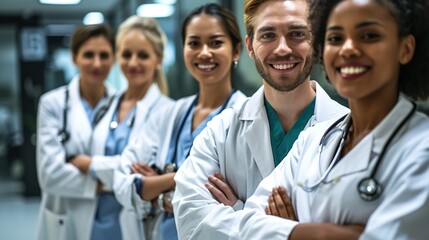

{"left": 399, "top": 35, "right": 415, "bottom": 65}
{"left": 245, "top": 35, "right": 255, "bottom": 59}
{"left": 233, "top": 42, "right": 242, "bottom": 61}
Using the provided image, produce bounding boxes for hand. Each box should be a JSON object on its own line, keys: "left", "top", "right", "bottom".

{"left": 96, "top": 180, "right": 105, "bottom": 193}
{"left": 205, "top": 172, "right": 238, "bottom": 207}
{"left": 131, "top": 162, "right": 158, "bottom": 176}
{"left": 69, "top": 154, "right": 91, "bottom": 174}
{"left": 152, "top": 190, "right": 174, "bottom": 213}
{"left": 163, "top": 190, "right": 174, "bottom": 213}
{"left": 265, "top": 186, "right": 297, "bottom": 221}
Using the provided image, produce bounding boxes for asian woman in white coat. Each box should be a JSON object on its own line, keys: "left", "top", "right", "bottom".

{"left": 36, "top": 24, "right": 116, "bottom": 240}
{"left": 113, "top": 4, "right": 247, "bottom": 240}
{"left": 68, "top": 16, "right": 172, "bottom": 240}
{"left": 232, "top": 0, "right": 429, "bottom": 239}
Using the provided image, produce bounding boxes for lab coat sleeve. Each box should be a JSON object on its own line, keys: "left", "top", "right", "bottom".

{"left": 360, "top": 140, "right": 429, "bottom": 239}
{"left": 90, "top": 155, "right": 121, "bottom": 191}
{"left": 36, "top": 93, "right": 96, "bottom": 199}
{"left": 173, "top": 113, "right": 238, "bottom": 239}
{"left": 173, "top": 111, "right": 299, "bottom": 239}
{"left": 113, "top": 114, "right": 161, "bottom": 219}
{"left": 229, "top": 132, "right": 306, "bottom": 240}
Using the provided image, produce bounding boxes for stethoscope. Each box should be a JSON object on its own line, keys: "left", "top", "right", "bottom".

{"left": 109, "top": 94, "right": 137, "bottom": 131}
{"left": 164, "top": 89, "right": 236, "bottom": 173}
{"left": 57, "top": 86, "right": 113, "bottom": 145}
{"left": 298, "top": 102, "right": 416, "bottom": 201}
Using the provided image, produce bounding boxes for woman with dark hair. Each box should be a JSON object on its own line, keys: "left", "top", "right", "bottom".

{"left": 227, "top": 0, "right": 429, "bottom": 239}
{"left": 36, "top": 24, "right": 116, "bottom": 240}
{"left": 113, "top": 3, "right": 247, "bottom": 240}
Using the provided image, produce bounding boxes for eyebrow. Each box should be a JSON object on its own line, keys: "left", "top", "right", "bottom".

{"left": 186, "top": 34, "right": 227, "bottom": 39}
{"left": 257, "top": 24, "right": 308, "bottom": 33}
{"left": 327, "top": 20, "right": 383, "bottom": 31}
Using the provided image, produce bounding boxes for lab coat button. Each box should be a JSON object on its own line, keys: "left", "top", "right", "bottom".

{"left": 59, "top": 219, "right": 64, "bottom": 225}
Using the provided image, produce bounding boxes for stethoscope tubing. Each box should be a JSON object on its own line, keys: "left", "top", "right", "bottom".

{"left": 299, "top": 101, "right": 416, "bottom": 201}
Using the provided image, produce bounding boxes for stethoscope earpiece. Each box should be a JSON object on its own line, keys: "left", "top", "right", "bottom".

{"left": 358, "top": 177, "right": 383, "bottom": 201}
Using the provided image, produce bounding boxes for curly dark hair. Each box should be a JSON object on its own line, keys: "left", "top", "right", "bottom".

{"left": 309, "top": 0, "right": 429, "bottom": 100}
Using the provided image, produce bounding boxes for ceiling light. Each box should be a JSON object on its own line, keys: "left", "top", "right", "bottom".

{"left": 155, "top": 0, "right": 177, "bottom": 4}
{"left": 83, "top": 12, "right": 104, "bottom": 25}
{"left": 137, "top": 4, "right": 175, "bottom": 18}
{"left": 39, "top": 0, "right": 81, "bottom": 4}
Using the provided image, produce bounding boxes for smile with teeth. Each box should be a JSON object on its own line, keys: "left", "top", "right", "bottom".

{"left": 272, "top": 63, "right": 296, "bottom": 70}
{"left": 340, "top": 66, "right": 367, "bottom": 75}
{"left": 197, "top": 63, "right": 216, "bottom": 70}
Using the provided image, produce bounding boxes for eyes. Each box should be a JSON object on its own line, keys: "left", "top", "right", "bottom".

{"left": 326, "top": 31, "right": 381, "bottom": 45}
{"left": 82, "top": 51, "right": 112, "bottom": 60}
{"left": 120, "top": 50, "right": 151, "bottom": 60}
{"left": 186, "top": 39, "right": 225, "bottom": 49}
{"left": 258, "top": 30, "right": 309, "bottom": 42}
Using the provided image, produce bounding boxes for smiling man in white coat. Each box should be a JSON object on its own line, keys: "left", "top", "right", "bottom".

{"left": 172, "top": 0, "right": 349, "bottom": 239}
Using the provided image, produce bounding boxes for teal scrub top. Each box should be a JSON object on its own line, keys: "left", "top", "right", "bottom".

{"left": 265, "top": 97, "right": 316, "bottom": 166}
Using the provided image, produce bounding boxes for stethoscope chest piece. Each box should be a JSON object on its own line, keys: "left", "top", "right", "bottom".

{"left": 57, "top": 130, "right": 70, "bottom": 144}
{"left": 110, "top": 121, "right": 118, "bottom": 130}
{"left": 358, "top": 177, "right": 383, "bottom": 201}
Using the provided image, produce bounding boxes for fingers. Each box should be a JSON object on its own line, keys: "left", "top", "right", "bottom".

{"left": 266, "top": 187, "right": 297, "bottom": 220}
{"left": 277, "top": 187, "right": 297, "bottom": 220}
{"left": 272, "top": 187, "right": 289, "bottom": 219}
{"left": 209, "top": 173, "right": 234, "bottom": 197}
{"left": 131, "top": 163, "right": 158, "bottom": 176}
{"left": 205, "top": 173, "right": 238, "bottom": 207}
{"left": 205, "top": 182, "right": 228, "bottom": 203}
{"left": 267, "top": 195, "right": 279, "bottom": 217}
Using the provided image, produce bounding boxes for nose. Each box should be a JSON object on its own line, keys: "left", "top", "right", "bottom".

{"left": 273, "top": 36, "right": 292, "bottom": 56}
{"left": 339, "top": 38, "right": 361, "bottom": 58}
{"left": 129, "top": 54, "right": 138, "bottom": 66}
{"left": 198, "top": 44, "right": 212, "bottom": 59}
{"left": 93, "top": 55, "right": 102, "bottom": 68}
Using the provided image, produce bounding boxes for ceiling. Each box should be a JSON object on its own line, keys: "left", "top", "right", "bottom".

{"left": 0, "top": 0, "right": 120, "bottom": 24}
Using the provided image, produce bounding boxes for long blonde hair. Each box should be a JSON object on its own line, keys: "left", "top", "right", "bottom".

{"left": 116, "top": 15, "right": 169, "bottom": 95}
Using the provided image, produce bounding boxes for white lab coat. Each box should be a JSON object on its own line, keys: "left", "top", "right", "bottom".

{"left": 89, "top": 84, "right": 172, "bottom": 240}
{"left": 234, "top": 95, "right": 429, "bottom": 240}
{"left": 113, "top": 90, "right": 247, "bottom": 239}
{"left": 173, "top": 81, "right": 349, "bottom": 239}
{"left": 36, "top": 76, "right": 167, "bottom": 240}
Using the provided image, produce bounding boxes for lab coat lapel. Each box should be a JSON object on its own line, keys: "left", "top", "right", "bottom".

{"left": 68, "top": 77, "right": 93, "bottom": 154}
{"left": 328, "top": 96, "right": 414, "bottom": 179}
{"left": 129, "top": 84, "right": 161, "bottom": 141}
{"left": 242, "top": 87, "right": 275, "bottom": 178}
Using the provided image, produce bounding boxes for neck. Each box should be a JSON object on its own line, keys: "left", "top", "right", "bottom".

{"left": 123, "top": 83, "right": 151, "bottom": 102}
{"left": 197, "top": 82, "right": 232, "bottom": 109}
{"left": 348, "top": 93, "right": 398, "bottom": 137}
{"left": 264, "top": 80, "right": 315, "bottom": 131}
{"left": 79, "top": 79, "right": 105, "bottom": 108}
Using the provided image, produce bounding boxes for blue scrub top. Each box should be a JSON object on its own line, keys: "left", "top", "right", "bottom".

{"left": 265, "top": 97, "right": 316, "bottom": 166}
{"left": 90, "top": 96, "right": 136, "bottom": 240}
{"left": 160, "top": 100, "right": 224, "bottom": 240}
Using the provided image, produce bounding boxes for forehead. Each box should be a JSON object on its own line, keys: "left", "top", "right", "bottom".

{"left": 185, "top": 14, "right": 227, "bottom": 37}
{"left": 78, "top": 36, "right": 112, "bottom": 52}
{"left": 253, "top": 0, "right": 308, "bottom": 33}
{"left": 327, "top": 0, "right": 396, "bottom": 29}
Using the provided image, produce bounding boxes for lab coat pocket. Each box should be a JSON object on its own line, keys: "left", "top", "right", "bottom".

{"left": 44, "top": 208, "right": 68, "bottom": 240}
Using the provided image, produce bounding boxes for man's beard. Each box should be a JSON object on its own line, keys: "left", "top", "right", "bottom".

{"left": 254, "top": 53, "right": 312, "bottom": 92}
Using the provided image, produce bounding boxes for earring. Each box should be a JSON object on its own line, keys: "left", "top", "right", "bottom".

{"left": 233, "top": 60, "right": 238, "bottom": 69}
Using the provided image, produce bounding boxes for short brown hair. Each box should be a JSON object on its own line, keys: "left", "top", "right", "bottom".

{"left": 70, "top": 24, "right": 115, "bottom": 57}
